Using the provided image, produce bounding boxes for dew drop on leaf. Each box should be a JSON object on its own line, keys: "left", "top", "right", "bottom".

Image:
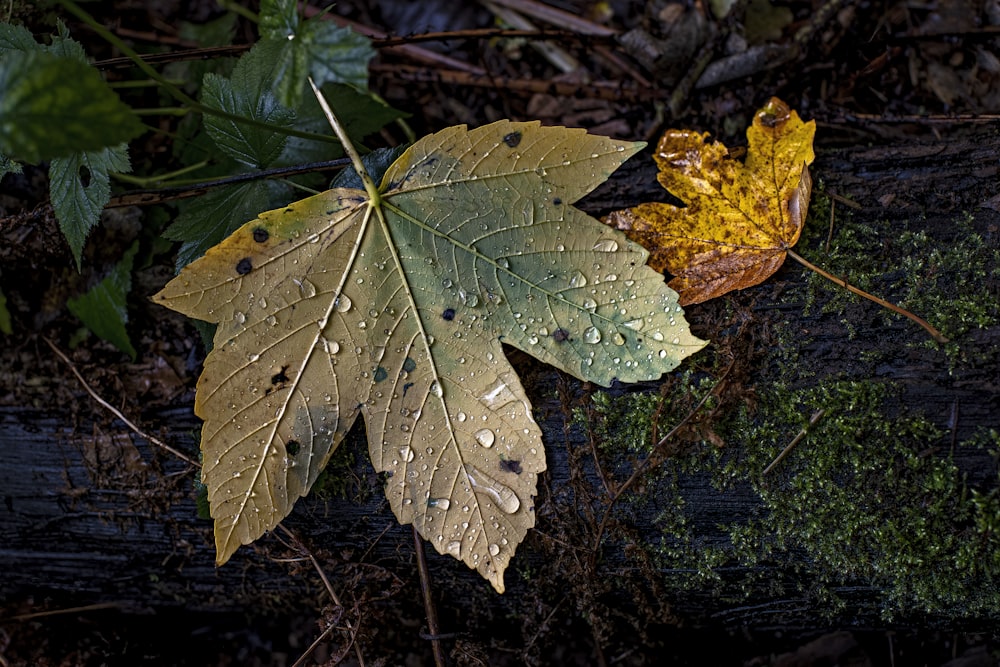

{"left": 583, "top": 326, "right": 601, "bottom": 344}
{"left": 429, "top": 497, "right": 451, "bottom": 509}
{"left": 466, "top": 464, "right": 519, "bottom": 513}
{"left": 592, "top": 238, "right": 619, "bottom": 252}
{"left": 475, "top": 428, "right": 496, "bottom": 448}
{"left": 611, "top": 332, "right": 626, "bottom": 345}
{"left": 624, "top": 318, "right": 644, "bottom": 330}
{"left": 296, "top": 277, "right": 317, "bottom": 299}
{"left": 489, "top": 543, "right": 500, "bottom": 556}
{"left": 334, "top": 293, "right": 352, "bottom": 312}
{"left": 569, "top": 270, "right": 588, "bottom": 288}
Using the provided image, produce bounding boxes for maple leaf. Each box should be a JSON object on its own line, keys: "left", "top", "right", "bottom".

{"left": 154, "top": 117, "right": 707, "bottom": 592}
{"left": 607, "top": 97, "right": 815, "bottom": 306}
{"left": 607, "top": 97, "right": 948, "bottom": 342}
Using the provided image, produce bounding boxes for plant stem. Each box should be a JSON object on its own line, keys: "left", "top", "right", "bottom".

{"left": 56, "top": 0, "right": 337, "bottom": 146}
{"left": 309, "top": 77, "right": 380, "bottom": 204}
{"left": 786, "top": 249, "right": 949, "bottom": 343}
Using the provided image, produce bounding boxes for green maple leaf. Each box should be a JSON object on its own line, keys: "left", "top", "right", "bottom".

{"left": 154, "top": 120, "right": 706, "bottom": 592}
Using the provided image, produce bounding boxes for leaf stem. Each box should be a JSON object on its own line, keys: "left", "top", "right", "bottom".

{"left": 786, "top": 249, "right": 949, "bottom": 343}
{"left": 309, "top": 77, "right": 381, "bottom": 203}
{"left": 413, "top": 526, "right": 448, "bottom": 667}
{"left": 56, "top": 0, "right": 337, "bottom": 145}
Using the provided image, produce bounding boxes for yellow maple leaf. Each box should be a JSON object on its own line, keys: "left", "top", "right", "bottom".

{"left": 607, "top": 97, "right": 814, "bottom": 306}
{"left": 608, "top": 97, "right": 948, "bottom": 342}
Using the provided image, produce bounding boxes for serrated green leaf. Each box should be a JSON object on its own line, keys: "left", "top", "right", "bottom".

{"left": 0, "top": 22, "right": 39, "bottom": 53}
{"left": 261, "top": 11, "right": 373, "bottom": 108}
{"left": 50, "top": 144, "right": 131, "bottom": 269}
{"left": 201, "top": 42, "right": 295, "bottom": 168}
{"left": 0, "top": 152, "right": 21, "bottom": 181}
{"left": 277, "top": 82, "right": 405, "bottom": 166}
{"left": 154, "top": 120, "right": 707, "bottom": 592}
{"left": 0, "top": 51, "right": 144, "bottom": 163}
{"left": 329, "top": 145, "right": 408, "bottom": 190}
{"left": 165, "top": 180, "right": 287, "bottom": 268}
{"left": 67, "top": 241, "right": 138, "bottom": 359}
{"left": 259, "top": 0, "right": 299, "bottom": 40}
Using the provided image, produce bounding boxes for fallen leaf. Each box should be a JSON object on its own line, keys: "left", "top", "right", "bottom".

{"left": 154, "top": 120, "right": 707, "bottom": 592}
{"left": 606, "top": 97, "right": 815, "bottom": 305}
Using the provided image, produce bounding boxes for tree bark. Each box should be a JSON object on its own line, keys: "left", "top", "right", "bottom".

{"left": 2, "top": 130, "right": 998, "bottom": 661}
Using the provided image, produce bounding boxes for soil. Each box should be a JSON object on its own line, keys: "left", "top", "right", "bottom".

{"left": 2, "top": 1, "right": 999, "bottom": 666}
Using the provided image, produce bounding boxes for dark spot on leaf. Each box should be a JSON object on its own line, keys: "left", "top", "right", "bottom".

{"left": 271, "top": 366, "right": 289, "bottom": 385}
{"left": 503, "top": 131, "right": 522, "bottom": 148}
{"left": 78, "top": 165, "right": 92, "bottom": 187}
{"left": 402, "top": 381, "right": 414, "bottom": 396}
{"left": 553, "top": 197, "right": 562, "bottom": 205}
{"left": 236, "top": 258, "right": 253, "bottom": 275}
{"left": 284, "top": 207, "right": 295, "bottom": 213}
{"left": 500, "top": 459, "right": 522, "bottom": 474}
{"left": 374, "top": 366, "right": 388, "bottom": 382}
{"left": 552, "top": 328, "right": 570, "bottom": 343}
{"left": 252, "top": 227, "right": 269, "bottom": 243}
{"left": 286, "top": 440, "right": 300, "bottom": 456}
{"left": 326, "top": 209, "right": 336, "bottom": 215}
{"left": 403, "top": 357, "right": 417, "bottom": 372}
{"left": 442, "top": 308, "right": 456, "bottom": 321}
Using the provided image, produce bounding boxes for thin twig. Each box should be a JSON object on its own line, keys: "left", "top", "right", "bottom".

{"left": 762, "top": 409, "right": 826, "bottom": 475}
{"left": 44, "top": 337, "right": 200, "bottom": 467}
{"left": 786, "top": 249, "right": 949, "bottom": 343}
{"left": 3, "top": 602, "right": 122, "bottom": 622}
{"left": 278, "top": 525, "right": 367, "bottom": 667}
{"left": 413, "top": 526, "right": 448, "bottom": 667}
{"left": 592, "top": 361, "right": 733, "bottom": 554}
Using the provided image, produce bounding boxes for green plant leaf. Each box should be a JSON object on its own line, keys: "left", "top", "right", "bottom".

{"left": 67, "top": 241, "right": 138, "bottom": 359}
{"left": 259, "top": 1, "right": 373, "bottom": 108}
{"left": 50, "top": 143, "right": 131, "bottom": 269}
{"left": 153, "top": 120, "right": 707, "bottom": 592}
{"left": 0, "top": 22, "right": 39, "bottom": 53}
{"left": 165, "top": 180, "right": 287, "bottom": 268}
{"left": 0, "top": 50, "right": 144, "bottom": 163}
{"left": 201, "top": 43, "right": 296, "bottom": 169}
{"left": 0, "top": 153, "right": 20, "bottom": 181}
{"left": 277, "top": 82, "right": 406, "bottom": 166}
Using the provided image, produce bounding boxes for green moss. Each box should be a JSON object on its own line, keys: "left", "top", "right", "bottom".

{"left": 582, "top": 376, "right": 1000, "bottom": 622}
{"left": 797, "top": 208, "right": 999, "bottom": 363}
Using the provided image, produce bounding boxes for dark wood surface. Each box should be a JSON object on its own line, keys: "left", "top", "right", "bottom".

{"left": 2, "top": 129, "right": 999, "bottom": 660}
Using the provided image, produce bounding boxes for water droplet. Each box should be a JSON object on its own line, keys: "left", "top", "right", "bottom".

{"left": 652, "top": 331, "right": 664, "bottom": 341}
{"left": 527, "top": 335, "right": 538, "bottom": 345}
{"left": 257, "top": 296, "right": 267, "bottom": 309}
{"left": 429, "top": 497, "right": 451, "bottom": 509}
{"left": 325, "top": 339, "right": 340, "bottom": 354}
{"left": 466, "top": 465, "right": 519, "bottom": 513}
{"left": 446, "top": 541, "right": 462, "bottom": 557}
{"left": 442, "top": 278, "right": 453, "bottom": 288}
{"left": 335, "top": 294, "right": 352, "bottom": 312}
{"left": 659, "top": 349, "right": 668, "bottom": 358}
{"left": 234, "top": 311, "right": 246, "bottom": 325}
{"left": 456, "top": 412, "right": 467, "bottom": 422}
{"left": 583, "top": 298, "right": 597, "bottom": 312}
{"left": 296, "top": 277, "right": 317, "bottom": 299}
{"left": 265, "top": 315, "right": 278, "bottom": 326}
{"left": 612, "top": 332, "right": 626, "bottom": 345}
{"left": 489, "top": 543, "right": 500, "bottom": 556}
{"left": 459, "top": 289, "right": 479, "bottom": 307}
{"left": 247, "top": 352, "right": 260, "bottom": 362}
{"left": 672, "top": 337, "right": 680, "bottom": 345}
{"left": 592, "top": 238, "right": 619, "bottom": 252}
{"left": 583, "top": 326, "right": 601, "bottom": 344}
{"left": 556, "top": 244, "right": 565, "bottom": 252}
{"left": 424, "top": 257, "right": 435, "bottom": 265}
{"left": 475, "top": 428, "right": 495, "bottom": 448}
{"left": 399, "top": 446, "right": 414, "bottom": 462}
{"left": 569, "top": 270, "right": 588, "bottom": 288}
{"left": 430, "top": 381, "right": 444, "bottom": 398}
{"left": 605, "top": 273, "right": 618, "bottom": 282}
